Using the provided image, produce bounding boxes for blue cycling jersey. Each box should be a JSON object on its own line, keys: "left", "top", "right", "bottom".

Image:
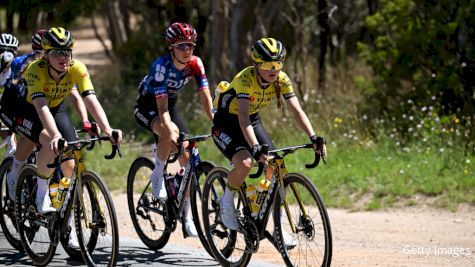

{"left": 139, "top": 54, "right": 209, "bottom": 99}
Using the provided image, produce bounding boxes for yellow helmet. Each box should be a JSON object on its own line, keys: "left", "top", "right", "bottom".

{"left": 42, "top": 27, "right": 74, "bottom": 51}
{"left": 251, "top": 38, "right": 286, "bottom": 63}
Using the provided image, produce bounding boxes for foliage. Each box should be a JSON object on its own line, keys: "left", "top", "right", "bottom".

{"left": 357, "top": 0, "right": 475, "bottom": 152}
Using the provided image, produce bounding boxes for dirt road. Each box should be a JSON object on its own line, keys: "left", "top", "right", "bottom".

{"left": 112, "top": 192, "right": 475, "bottom": 267}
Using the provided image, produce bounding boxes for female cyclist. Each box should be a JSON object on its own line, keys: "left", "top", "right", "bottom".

{"left": 133, "top": 22, "right": 213, "bottom": 237}
{"left": 17, "top": 27, "right": 122, "bottom": 247}
{"left": 211, "top": 37, "right": 327, "bottom": 231}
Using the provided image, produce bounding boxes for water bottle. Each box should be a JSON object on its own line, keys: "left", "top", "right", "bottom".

{"left": 56, "top": 177, "right": 71, "bottom": 207}
{"left": 173, "top": 167, "right": 186, "bottom": 192}
{"left": 166, "top": 173, "right": 176, "bottom": 197}
{"left": 49, "top": 182, "right": 61, "bottom": 209}
{"left": 255, "top": 179, "right": 270, "bottom": 208}
{"left": 246, "top": 184, "right": 259, "bottom": 217}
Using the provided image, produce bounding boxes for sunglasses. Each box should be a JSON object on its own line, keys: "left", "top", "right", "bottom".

{"left": 49, "top": 49, "right": 72, "bottom": 58}
{"left": 172, "top": 42, "right": 195, "bottom": 51}
{"left": 258, "top": 61, "right": 283, "bottom": 71}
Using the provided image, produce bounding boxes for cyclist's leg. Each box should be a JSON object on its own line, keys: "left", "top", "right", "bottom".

{"left": 170, "top": 104, "right": 198, "bottom": 235}
{"left": 53, "top": 103, "right": 81, "bottom": 248}
{"left": 6, "top": 134, "right": 35, "bottom": 200}
{"left": 212, "top": 121, "right": 252, "bottom": 230}
{"left": 134, "top": 101, "right": 171, "bottom": 200}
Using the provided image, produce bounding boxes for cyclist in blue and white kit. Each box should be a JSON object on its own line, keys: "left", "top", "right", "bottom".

{"left": 134, "top": 22, "right": 213, "bottom": 237}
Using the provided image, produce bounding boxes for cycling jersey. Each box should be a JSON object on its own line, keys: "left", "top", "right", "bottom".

{"left": 0, "top": 68, "right": 11, "bottom": 96}
{"left": 24, "top": 59, "right": 95, "bottom": 108}
{"left": 213, "top": 66, "right": 295, "bottom": 116}
{"left": 138, "top": 54, "right": 208, "bottom": 99}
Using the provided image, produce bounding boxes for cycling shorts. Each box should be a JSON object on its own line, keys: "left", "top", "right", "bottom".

{"left": 0, "top": 82, "right": 25, "bottom": 131}
{"left": 134, "top": 95, "right": 189, "bottom": 143}
{"left": 17, "top": 101, "right": 78, "bottom": 144}
{"left": 211, "top": 112, "right": 275, "bottom": 160}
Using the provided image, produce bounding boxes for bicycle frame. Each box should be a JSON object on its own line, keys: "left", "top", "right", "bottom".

{"left": 165, "top": 134, "right": 209, "bottom": 221}
{"left": 236, "top": 144, "right": 320, "bottom": 248}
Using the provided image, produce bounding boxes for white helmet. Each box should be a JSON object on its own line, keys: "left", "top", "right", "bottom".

{"left": 0, "top": 33, "right": 20, "bottom": 53}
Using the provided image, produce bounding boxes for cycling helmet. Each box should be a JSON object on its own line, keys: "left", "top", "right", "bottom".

{"left": 251, "top": 38, "right": 286, "bottom": 63}
{"left": 165, "top": 22, "right": 197, "bottom": 44}
{"left": 0, "top": 33, "right": 20, "bottom": 52}
{"left": 42, "top": 27, "right": 74, "bottom": 51}
{"left": 32, "top": 29, "right": 48, "bottom": 51}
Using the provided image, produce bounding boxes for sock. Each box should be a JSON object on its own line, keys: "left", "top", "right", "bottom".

{"left": 151, "top": 158, "right": 166, "bottom": 188}
{"left": 36, "top": 176, "right": 50, "bottom": 200}
{"left": 183, "top": 197, "right": 192, "bottom": 221}
{"left": 222, "top": 185, "right": 237, "bottom": 205}
{"left": 9, "top": 157, "right": 26, "bottom": 183}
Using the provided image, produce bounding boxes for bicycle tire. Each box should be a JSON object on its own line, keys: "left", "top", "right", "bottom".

{"left": 0, "top": 157, "right": 23, "bottom": 251}
{"left": 76, "top": 170, "right": 119, "bottom": 267}
{"left": 202, "top": 167, "right": 251, "bottom": 267}
{"left": 273, "top": 172, "right": 332, "bottom": 267}
{"left": 189, "top": 160, "right": 215, "bottom": 257}
{"left": 15, "top": 164, "right": 56, "bottom": 266}
{"left": 127, "top": 157, "right": 171, "bottom": 250}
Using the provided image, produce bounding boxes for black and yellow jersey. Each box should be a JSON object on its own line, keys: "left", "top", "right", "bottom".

{"left": 213, "top": 66, "right": 295, "bottom": 115}
{"left": 24, "top": 59, "right": 95, "bottom": 108}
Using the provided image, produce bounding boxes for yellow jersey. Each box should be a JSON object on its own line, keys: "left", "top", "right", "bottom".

{"left": 24, "top": 59, "right": 94, "bottom": 108}
{"left": 213, "top": 66, "right": 295, "bottom": 115}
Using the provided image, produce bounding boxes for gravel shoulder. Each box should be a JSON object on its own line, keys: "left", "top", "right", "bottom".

{"left": 112, "top": 192, "right": 475, "bottom": 267}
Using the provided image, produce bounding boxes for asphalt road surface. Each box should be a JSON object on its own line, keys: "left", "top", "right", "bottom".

{"left": 0, "top": 228, "right": 284, "bottom": 267}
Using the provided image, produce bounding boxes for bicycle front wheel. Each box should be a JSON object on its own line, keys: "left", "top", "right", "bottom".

{"left": 127, "top": 157, "right": 171, "bottom": 250}
{"left": 15, "top": 164, "right": 56, "bottom": 266}
{"left": 189, "top": 160, "right": 215, "bottom": 257}
{"left": 202, "top": 167, "right": 251, "bottom": 267}
{"left": 76, "top": 171, "right": 119, "bottom": 267}
{"left": 273, "top": 172, "right": 332, "bottom": 267}
{"left": 0, "top": 157, "right": 23, "bottom": 251}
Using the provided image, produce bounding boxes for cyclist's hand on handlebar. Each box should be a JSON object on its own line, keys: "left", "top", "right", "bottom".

{"left": 83, "top": 121, "right": 101, "bottom": 137}
{"left": 311, "top": 135, "right": 327, "bottom": 159}
{"left": 105, "top": 128, "right": 123, "bottom": 144}
{"left": 251, "top": 144, "right": 269, "bottom": 163}
{"left": 50, "top": 135, "right": 67, "bottom": 155}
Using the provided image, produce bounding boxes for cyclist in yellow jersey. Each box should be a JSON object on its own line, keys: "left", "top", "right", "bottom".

{"left": 17, "top": 27, "right": 122, "bottom": 221}
{"left": 212, "top": 38, "right": 327, "bottom": 231}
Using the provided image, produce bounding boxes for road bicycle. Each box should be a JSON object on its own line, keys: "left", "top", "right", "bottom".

{"left": 14, "top": 132, "right": 121, "bottom": 267}
{"left": 202, "top": 143, "right": 332, "bottom": 267}
{"left": 127, "top": 132, "right": 215, "bottom": 256}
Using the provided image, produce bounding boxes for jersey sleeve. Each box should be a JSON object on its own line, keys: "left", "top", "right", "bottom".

{"left": 279, "top": 72, "right": 296, "bottom": 99}
{"left": 25, "top": 61, "right": 45, "bottom": 101}
{"left": 233, "top": 68, "right": 253, "bottom": 100}
{"left": 192, "top": 57, "right": 209, "bottom": 90}
{"left": 149, "top": 57, "right": 169, "bottom": 98}
{"left": 70, "top": 60, "right": 95, "bottom": 97}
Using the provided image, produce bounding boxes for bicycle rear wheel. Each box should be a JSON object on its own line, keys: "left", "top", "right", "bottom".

{"left": 202, "top": 167, "right": 251, "bottom": 267}
{"left": 189, "top": 160, "right": 215, "bottom": 257}
{"left": 76, "top": 171, "right": 119, "bottom": 267}
{"left": 127, "top": 157, "right": 171, "bottom": 250}
{"left": 0, "top": 157, "right": 23, "bottom": 251}
{"left": 15, "top": 164, "right": 56, "bottom": 266}
{"left": 273, "top": 173, "right": 332, "bottom": 267}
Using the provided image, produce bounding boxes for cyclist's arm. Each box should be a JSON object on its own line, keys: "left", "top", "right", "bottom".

{"left": 83, "top": 94, "right": 122, "bottom": 143}
{"left": 198, "top": 87, "right": 213, "bottom": 121}
{"left": 237, "top": 99, "right": 259, "bottom": 147}
{"left": 286, "top": 97, "right": 316, "bottom": 137}
{"left": 32, "top": 97, "right": 62, "bottom": 139}
{"left": 68, "top": 87, "right": 89, "bottom": 123}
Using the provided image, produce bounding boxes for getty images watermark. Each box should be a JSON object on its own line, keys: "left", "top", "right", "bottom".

{"left": 403, "top": 245, "right": 472, "bottom": 258}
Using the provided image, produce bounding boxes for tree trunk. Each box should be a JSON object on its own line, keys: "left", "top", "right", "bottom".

{"left": 318, "top": 0, "right": 329, "bottom": 90}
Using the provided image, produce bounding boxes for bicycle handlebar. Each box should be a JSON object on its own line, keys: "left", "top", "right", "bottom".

{"left": 248, "top": 143, "right": 324, "bottom": 179}
{"left": 167, "top": 132, "right": 211, "bottom": 163}
{"left": 47, "top": 130, "right": 121, "bottom": 168}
